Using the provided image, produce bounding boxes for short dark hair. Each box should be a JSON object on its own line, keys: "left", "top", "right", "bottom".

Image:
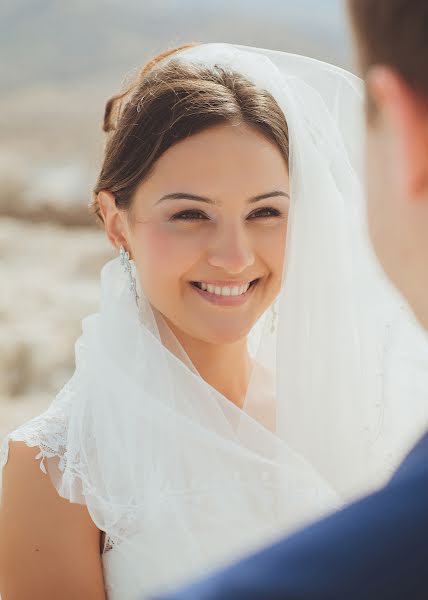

{"left": 92, "top": 45, "right": 289, "bottom": 223}
{"left": 348, "top": 0, "right": 428, "bottom": 99}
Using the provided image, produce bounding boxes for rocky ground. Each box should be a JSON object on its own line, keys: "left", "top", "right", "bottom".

{"left": 0, "top": 216, "right": 114, "bottom": 441}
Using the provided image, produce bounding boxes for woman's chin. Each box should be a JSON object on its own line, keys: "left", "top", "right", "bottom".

{"left": 161, "top": 312, "right": 255, "bottom": 346}
{"left": 193, "top": 322, "right": 253, "bottom": 345}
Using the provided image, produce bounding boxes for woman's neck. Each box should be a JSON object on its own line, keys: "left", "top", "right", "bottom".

{"left": 163, "top": 322, "right": 252, "bottom": 409}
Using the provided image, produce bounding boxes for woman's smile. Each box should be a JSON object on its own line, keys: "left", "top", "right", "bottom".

{"left": 189, "top": 278, "right": 260, "bottom": 307}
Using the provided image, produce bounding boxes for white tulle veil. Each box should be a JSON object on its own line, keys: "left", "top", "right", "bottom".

{"left": 2, "top": 43, "right": 428, "bottom": 596}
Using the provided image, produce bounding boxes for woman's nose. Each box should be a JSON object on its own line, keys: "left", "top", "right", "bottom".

{"left": 207, "top": 224, "right": 255, "bottom": 274}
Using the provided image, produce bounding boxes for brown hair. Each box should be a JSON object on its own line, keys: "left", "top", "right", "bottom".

{"left": 92, "top": 44, "right": 289, "bottom": 223}
{"left": 348, "top": 0, "right": 428, "bottom": 98}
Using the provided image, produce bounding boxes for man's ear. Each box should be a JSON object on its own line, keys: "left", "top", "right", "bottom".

{"left": 97, "top": 190, "right": 129, "bottom": 251}
{"left": 367, "top": 66, "right": 428, "bottom": 203}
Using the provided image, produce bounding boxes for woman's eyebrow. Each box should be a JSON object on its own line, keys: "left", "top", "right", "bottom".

{"left": 156, "top": 190, "right": 289, "bottom": 205}
{"left": 156, "top": 192, "right": 216, "bottom": 205}
{"left": 249, "top": 190, "right": 290, "bottom": 203}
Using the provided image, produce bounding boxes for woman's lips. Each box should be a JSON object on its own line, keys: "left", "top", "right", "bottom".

{"left": 190, "top": 279, "right": 259, "bottom": 307}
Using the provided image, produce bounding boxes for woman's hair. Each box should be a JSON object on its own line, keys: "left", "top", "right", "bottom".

{"left": 348, "top": 0, "right": 428, "bottom": 98}
{"left": 92, "top": 44, "right": 289, "bottom": 223}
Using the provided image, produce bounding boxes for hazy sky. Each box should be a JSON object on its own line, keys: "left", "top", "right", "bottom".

{"left": 0, "top": 0, "right": 352, "bottom": 89}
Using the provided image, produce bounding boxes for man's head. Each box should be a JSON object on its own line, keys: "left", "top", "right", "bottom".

{"left": 348, "top": 1, "right": 428, "bottom": 329}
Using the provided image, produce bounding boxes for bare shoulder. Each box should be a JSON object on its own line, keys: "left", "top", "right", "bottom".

{"left": 0, "top": 441, "right": 106, "bottom": 600}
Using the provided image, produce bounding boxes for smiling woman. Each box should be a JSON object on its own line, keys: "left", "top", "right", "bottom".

{"left": 2, "top": 43, "right": 428, "bottom": 600}
{"left": 94, "top": 47, "right": 291, "bottom": 380}
{"left": 98, "top": 122, "right": 289, "bottom": 351}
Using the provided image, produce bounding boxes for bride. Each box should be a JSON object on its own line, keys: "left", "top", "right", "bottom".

{"left": 1, "top": 43, "right": 428, "bottom": 600}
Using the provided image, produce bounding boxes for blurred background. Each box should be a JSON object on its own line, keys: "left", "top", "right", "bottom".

{"left": 0, "top": 0, "right": 352, "bottom": 440}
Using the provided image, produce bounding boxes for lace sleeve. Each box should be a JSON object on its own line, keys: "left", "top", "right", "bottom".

{"left": 0, "top": 378, "right": 74, "bottom": 477}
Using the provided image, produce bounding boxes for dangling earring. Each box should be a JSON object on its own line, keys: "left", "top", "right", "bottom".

{"left": 270, "top": 303, "right": 278, "bottom": 334}
{"left": 119, "top": 245, "right": 139, "bottom": 306}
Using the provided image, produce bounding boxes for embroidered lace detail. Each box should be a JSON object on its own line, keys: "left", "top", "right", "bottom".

{"left": 104, "top": 535, "right": 116, "bottom": 553}
{"left": 0, "top": 375, "right": 121, "bottom": 560}
{"left": 0, "top": 377, "right": 75, "bottom": 475}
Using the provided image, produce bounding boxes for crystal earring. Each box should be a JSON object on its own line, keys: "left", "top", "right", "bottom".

{"left": 270, "top": 303, "right": 278, "bottom": 334}
{"left": 119, "top": 245, "right": 139, "bottom": 305}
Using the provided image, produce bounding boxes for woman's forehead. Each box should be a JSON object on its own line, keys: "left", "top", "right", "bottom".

{"left": 136, "top": 124, "right": 289, "bottom": 201}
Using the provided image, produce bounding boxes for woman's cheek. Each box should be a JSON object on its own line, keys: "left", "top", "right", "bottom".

{"left": 134, "top": 223, "right": 205, "bottom": 276}
{"left": 256, "top": 222, "right": 287, "bottom": 262}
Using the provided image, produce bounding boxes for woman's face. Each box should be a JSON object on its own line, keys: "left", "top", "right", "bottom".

{"left": 126, "top": 123, "right": 289, "bottom": 344}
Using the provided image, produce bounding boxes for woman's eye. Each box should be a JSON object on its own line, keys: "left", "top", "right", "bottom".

{"left": 170, "top": 210, "right": 209, "bottom": 221}
{"left": 247, "top": 207, "right": 282, "bottom": 219}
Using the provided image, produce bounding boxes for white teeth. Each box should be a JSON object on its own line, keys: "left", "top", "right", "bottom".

{"left": 195, "top": 282, "right": 252, "bottom": 297}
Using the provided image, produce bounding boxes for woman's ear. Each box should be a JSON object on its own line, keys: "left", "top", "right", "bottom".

{"left": 97, "top": 190, "right": 130, "bottom": 251}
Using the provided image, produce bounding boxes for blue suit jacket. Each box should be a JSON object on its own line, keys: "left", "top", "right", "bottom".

{"left": 156, "top": 432, "right": 428, "bottom": 599}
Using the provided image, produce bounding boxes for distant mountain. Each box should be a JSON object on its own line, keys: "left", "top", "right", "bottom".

{"left": 0, "top": 0, "right": 355, "bottom": 209}
{"left": 0, "top": 0, "right": 352, "bottom": 90}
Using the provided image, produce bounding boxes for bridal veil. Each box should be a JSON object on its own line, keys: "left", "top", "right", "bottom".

{"left": 2, "top": 43, "right": 428, "bottom": 596}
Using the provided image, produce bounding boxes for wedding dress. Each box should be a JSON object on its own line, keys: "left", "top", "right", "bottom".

{"left": 2, "top": 44, "right": 428, "bottom": 600}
